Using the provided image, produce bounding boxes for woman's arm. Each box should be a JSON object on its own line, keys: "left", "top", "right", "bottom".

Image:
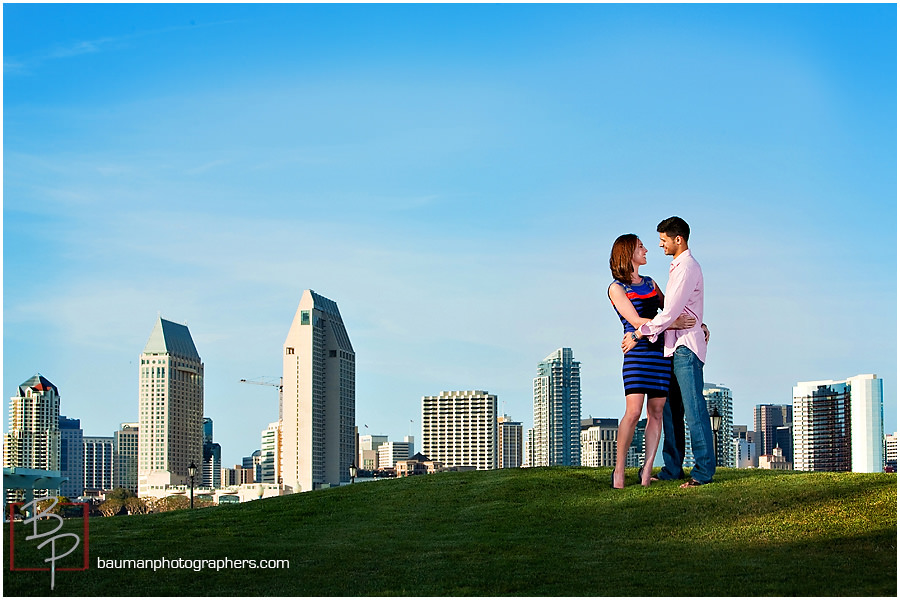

{"left": 608, "top": 283, "right": 649, "bottom": 330}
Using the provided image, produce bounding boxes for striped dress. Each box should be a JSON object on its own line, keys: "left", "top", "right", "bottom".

{"left": 610, "top": 276, "right": 672, "bottom": 396}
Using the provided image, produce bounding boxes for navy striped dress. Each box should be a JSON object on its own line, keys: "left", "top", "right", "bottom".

{"left": 610, "top": 276, "right": 672, "bottom": 396}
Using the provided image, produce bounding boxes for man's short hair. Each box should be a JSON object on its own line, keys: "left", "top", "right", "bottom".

{"left": 657, "top": 216, "right": 690, "bottom": 242}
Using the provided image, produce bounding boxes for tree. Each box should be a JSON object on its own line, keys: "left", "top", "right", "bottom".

{"left": 36, "top": 496, "right": 69, "bottom": 516}
{"left": 156, "top": 495, "right": 190, "bottom": 512}
{"left": 98, "top": 498, "right": 124, "bottom": 517}
{"left": 124, "top": 497, "right": 152, "bottom": 515}
{"left": 105, "top": 487, "right": 137, "bottom": 501}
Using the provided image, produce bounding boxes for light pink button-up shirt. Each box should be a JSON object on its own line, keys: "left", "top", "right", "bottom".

{"left": 638, "top": 248, "right": 707, "bottom": 364}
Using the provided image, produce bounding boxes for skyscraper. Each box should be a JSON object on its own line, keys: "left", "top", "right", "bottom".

{"left": 377, "top": 440, "right": 414, "bottom": 469}
{"left": 754, "top": 404, "right": 792, "bottom": 457}
{"left": 114, "top": 422, "right": 139, "bottom": 493}
{"left": 421, "top": 390, "right": 498, "bottom": 470}
{"left": 885, "top": 432, "right": 897, "bottom": 472}
{"left": 4, "top": 375, "right": 61, "bottom": 478}
{"left": 282, "top": 290, "right": 356, "bottom": 492}
{"left": 532, "top": 348, "right": 581, "bottom": 466}
{"left": 793, "top": 374, "right": 884, "bottom": 473}
{"left": 59, "top": 416, "right": 84, "bottom": 498}
{"left": 138, "top": 317, "right": 204, "bottom": 497}
{"left": 83, "top": 436, "right": 115, "bottom": 491}
{"left": 243, "top": 450, "right": 262, "bottom": 483}
{"left": 498, "top": 415, "right": 523, "bottom": 469}
{"left": 260, "top": 421, "right": 283, "bottom": 484}
{"left": 202, "top": 417, "right": 222, "bottom": 489}
{"left": 703, "top": 383, "right": 735, "bottom": 468}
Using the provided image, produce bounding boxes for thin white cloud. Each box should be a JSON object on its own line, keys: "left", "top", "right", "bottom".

{"left": 7, "top": 20, "right": 242, "bottom": 74}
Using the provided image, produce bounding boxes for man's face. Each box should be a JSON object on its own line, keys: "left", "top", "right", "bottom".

{"left": 658, "top": 232, "right": 679, "bottom": 256}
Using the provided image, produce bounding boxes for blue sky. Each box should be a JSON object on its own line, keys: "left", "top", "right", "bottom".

{"left": 4, "top": 3, "right": 896, "bottom": 467}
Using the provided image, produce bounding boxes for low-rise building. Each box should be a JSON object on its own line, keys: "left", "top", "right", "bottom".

{"left": 395, "top": 452, "right": 445, "bottom": 477}
{"left": 759, "top": 445, "right": 792, "bottom": 470}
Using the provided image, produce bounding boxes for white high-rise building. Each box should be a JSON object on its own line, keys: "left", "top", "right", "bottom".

{"left": 532, "top": 348, "right": 581, "bottom": 466}
{"left": 377, "top": 441, "right": 413, "bottom": 469}
{"left": 260, "top": 421, "right": 283, "bottom": 484}
{"left": 793, "top": 374, "right": 884, "bottom": 473}
{"left": 734, "top": 437, "right": 757, "bottom": 469}
{"left": 4, "top": 375, "right": 61, "bottom": 500}
{"left": 524, "top": 428, "right": 535, "bottom": 468}
{"left": 138, "top": 317, "right": 204, "bottom": 497}
{"left": 282, "top": 290, "right": 356, "bottom": 492}
{"left": 847, "top": 374, "right": 884, "bottom": 473}
{"left": 884, "top": 432, "right": 897, "bottom": 471}
{"left": 422, "top": 391, "right": 498, "bottom": 470}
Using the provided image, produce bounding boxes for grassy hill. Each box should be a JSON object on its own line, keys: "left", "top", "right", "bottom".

{"left": 4, "top": 467, "right": 896, "bottom": 596}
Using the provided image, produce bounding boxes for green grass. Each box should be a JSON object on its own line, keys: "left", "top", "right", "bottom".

{"left": 4, "top": 467, "right": 896, "bottom": 596}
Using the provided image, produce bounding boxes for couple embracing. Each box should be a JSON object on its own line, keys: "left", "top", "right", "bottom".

{"left": 608, "top": 216, "right": 714, "bottom": 489}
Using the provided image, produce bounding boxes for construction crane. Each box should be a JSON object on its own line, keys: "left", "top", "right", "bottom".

{"left": 239, "top": 376, "right": 284, "bottom": 420}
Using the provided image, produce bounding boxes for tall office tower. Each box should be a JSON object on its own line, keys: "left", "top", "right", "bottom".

{"left": 114, "top": 423, "right": 139, "bottom": 493}
{"left": 579, "top": 418, "right": 618, "bottom": 468}
{"left": 260, "top": 421, "right": 283, "bottom": 484}
{"left": 884, "top": 432, "right": 897, "bottom": 472}
{"left": 377, "top": 441, "right": 413, "bottom": 469}
{"left": 201, "top": 417, "right": 222, "bottom": 489}
{"left": 282, "top": 290, "right": 356, "bottom": 492}
{"left": 138, "top": 317, "right": 204, "bottom": 497}
{"left": 4, "top": 375, "right": 61, "bottom": 498}
{"left": 793, "top": 374, "right": 884, "bottom": 473}
{"left": 358, "top": 434, "right": 389, "bottom": 471}
{"left": 774, "top": 425, "right": 793, "bottom": 462}
{"left": 422, "top": 390, "right": 498, "bottom": 470}
{"left": 703, "top": 384, "right": 735, "bottom": 468}
{"left": 754, "top": 404, "right": 793, "bottom": 457}
{"left": 532, "top": 348, "right": 582, "bottom": 467}
{"left": 83, "top": 436, "right": 115, "bottom": 491}
{"left": 59, "top": 416, "right": 84, "bottom": 498}
{"left": 498, "top": 415, "right": 524, "bottom": 469}
{"left": 846, "top": 374, "right": 884, "bottom": 473}
{"left": 243, "top": 450, "right": 262, "bottom": 483}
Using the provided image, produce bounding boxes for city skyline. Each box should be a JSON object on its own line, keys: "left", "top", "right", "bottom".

{"left": 4, "top": 4, "right": 896, "bottom": 466}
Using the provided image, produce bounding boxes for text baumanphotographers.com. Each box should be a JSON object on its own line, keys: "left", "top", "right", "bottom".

{"left": 96, "top": 557, "right": 289, "bottom": 571}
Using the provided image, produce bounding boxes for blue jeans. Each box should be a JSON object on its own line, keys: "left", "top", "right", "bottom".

{"left": 658, "top": 346, "right": 715, "bottom": 483}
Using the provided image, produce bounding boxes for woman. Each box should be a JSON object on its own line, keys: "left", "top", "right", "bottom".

{"left": 608, "top": 234, "right": 694, "bottom": 488}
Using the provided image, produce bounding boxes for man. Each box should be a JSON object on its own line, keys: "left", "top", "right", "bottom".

{"left": 623, "top": 216, "right": 714, "bottom": 488}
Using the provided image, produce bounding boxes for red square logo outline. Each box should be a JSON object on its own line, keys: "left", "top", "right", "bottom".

{"left": 8, "top": 502, "right": 90, "bottom": 571}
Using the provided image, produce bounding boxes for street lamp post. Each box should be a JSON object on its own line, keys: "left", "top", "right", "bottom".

{"left": 349, "top": 463, "right": 358, "bottom": 484}
{"left": 709, "top": 407, "right": 722, "bottom": 467}
{"left": 188, "top": 462, "right": 197, "bottom": 509}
